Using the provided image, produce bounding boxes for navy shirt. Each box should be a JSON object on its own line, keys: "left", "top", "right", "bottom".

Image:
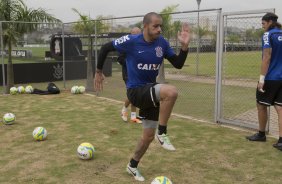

{"left": 113, "top": 34, "right": 175, "bottom": 88}
{"left": 262, "top": 28, "right": 282, "bottom": 80}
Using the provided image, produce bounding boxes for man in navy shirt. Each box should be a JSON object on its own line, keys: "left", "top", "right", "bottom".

{"left": 246, "top": 12, "right": 282, "bottom": 152}
{"left": 118, "top": 27, "right": 143, "bottom": 124}
{"left": 95, "top": 12, "right": 190, "bottom": 181}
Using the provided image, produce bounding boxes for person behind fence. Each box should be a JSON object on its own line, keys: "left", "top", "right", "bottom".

{"left": 118, "top": 27, "right": 142, "bottom": 124}
{"left": 246, "top": 12, "right": 282, "bottom": 151}
{"left": 94, "top": 12, "right": 190, "bottom": 181}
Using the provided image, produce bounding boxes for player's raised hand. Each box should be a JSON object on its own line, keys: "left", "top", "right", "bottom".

{"left": 178, "top": 23, "right": 191, "bottom": 51}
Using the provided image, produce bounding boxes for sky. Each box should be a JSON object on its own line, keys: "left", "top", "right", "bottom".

{"left": 24, "top": 0, "right": 281, "bottom": 23}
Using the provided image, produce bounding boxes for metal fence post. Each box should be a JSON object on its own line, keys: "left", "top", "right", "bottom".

{"left": 215, "top": 9, "right": 223, "bottom": 123}
{"left": 0, "top": 22, "right": 6, "bottom": 93}
{"left": 62, "top": 23, "right": 66, "bottom": 89}
{"left": 217, "top": 9, "right": 276, "bottom": 132}
{"left": 94, "top": 20, "right": 97, "bottom": 70}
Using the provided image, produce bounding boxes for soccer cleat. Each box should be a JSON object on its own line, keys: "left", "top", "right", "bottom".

{"left": 155, "top": 133, "right": 176, "bottom": 151}
{"left": 246, "top": 133, "right": 266, "bottom": 142}
{"left": 131, "top": 118, "right": 142, "bottom": 124}
{"left": 121, "top": 110, "right": 128, "bottom": 122}
{"left": 126, "top": 164, "right": 145, "bottom": 181}
{"left": 273, "top": 142, "right": 282, "bottom": 151}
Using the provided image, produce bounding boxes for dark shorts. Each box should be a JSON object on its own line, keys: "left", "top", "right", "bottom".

{"left": 256, "top": 80, "right": 282, "bottom": 106}
{"left": 127, "top": 84, "right": 160, "bottom": 121}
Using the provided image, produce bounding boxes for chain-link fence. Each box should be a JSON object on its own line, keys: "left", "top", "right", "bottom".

{"left": 216, "top": 9, "right": 278, "bottom": 135}
{"left": 2, "top": 8, "right": 280, "bottom": 136}
{"left": 61, "top": 9, "right": 221, "bottom": 122}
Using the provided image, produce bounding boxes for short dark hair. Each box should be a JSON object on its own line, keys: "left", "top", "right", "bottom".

{"left": 143, "top": 12, "right": 162, "bottom": 24}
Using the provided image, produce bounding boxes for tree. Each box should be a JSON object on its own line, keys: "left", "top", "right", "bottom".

{"left": 0, "top": 0, "right": 60, "bottom": 94}
{"left": 193, "top": 26, "right": 211, "bottom": 47}
{"left": 157, "top": 5, "right": 178, "bottom": 84}
{"left": 72, "top": 10, "right": 110, "bottom": 92}
{"left": 72, "top": 8, "right": 95, "bottom": 92}
{"left": 95, "top": 15, "right": 111, "bottom": 34}
{"left": 160, "top": 4, "right": 179, "bottom": 41}
{"left": 227, "top": 34, "right": 241, "bottom": 51}
{"left": 172, "top": 20, "right": 182, "bottom": 52}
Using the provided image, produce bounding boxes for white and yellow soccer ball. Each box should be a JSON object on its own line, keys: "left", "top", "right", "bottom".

{"left": 10, "top": 87, "right": 18, "bottom": 95}
{"left": 151, "top": 176, "right": 173, "bottom": 184}
{"left": 71, "top": 86, "right": 80, "bottom": 94}
{"left": 33, "top": 127, "right": 48, "bottom": 141}
{"left": 78, "top": 86, "right": 85, "bottom": 94}
{"left": 25, "top": 85, "right": 34, "bottom": 94}
{"left": 17, "top": 86, "right": 25, "bottom": 94}
{"left": 77, "top": 142, "right": 95, "bottom": 160}
{"left": 3, "top": 113, "right": 16, "bottom": 125}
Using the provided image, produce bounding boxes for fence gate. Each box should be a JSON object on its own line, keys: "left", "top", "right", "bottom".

{"left": 215, "top": 9, "right": 279, "bottom": 135}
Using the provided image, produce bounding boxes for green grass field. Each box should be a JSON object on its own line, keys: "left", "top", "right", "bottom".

{"left": 0, "top": 92, "right": 281, "bottom": 184}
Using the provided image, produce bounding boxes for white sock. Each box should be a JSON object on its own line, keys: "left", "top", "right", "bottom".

{"left": 131, "top": 112, "right": 136, "bottom": 119}
{"left": 122, "top": 106, "right": 127, "bottom": 112}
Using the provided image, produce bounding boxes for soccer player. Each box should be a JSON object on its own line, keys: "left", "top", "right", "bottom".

{"left": 94, "top": 12, "right": 190, "bottom": 181}
{"left": 246, "top": 12, "right": 282, "bottom": 151}
{"left": 118, "top": 27, "right": 142, "bottom": 124}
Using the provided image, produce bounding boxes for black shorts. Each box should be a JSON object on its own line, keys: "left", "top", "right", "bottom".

{"left": 256, "top": 80, "right": 282, "bottom": 106}
{"left": 127, "top": 84, "right": 160, "bottom": 121}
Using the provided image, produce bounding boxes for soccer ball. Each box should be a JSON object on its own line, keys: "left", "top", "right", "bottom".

{"left": 151, "top": 176, "right": 173, "bottom": 184}
{"left": 78, "top": 86, "right": 85, "bottom": 94}
{"left": 18, "top": 86, "right": 25, "bottom": 94}
{"left": 10, "top": 87, "right": 18, "bottom": 95}
{"left": 3, "top": 113, "right": 16, "bottom": 125}
{"left": 33, "top": 127, "right": 48, "bottom": 141}
{"left": 25, "top": 85, "right": 34, "bottom": 94}
{"left": 77, "top": 142, "right": 95, "bottom": 160}
{"left": 71, "top": 86, "right": 79, "bottom": 94}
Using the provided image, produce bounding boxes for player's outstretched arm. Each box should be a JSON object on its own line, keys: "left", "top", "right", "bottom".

{"left": 94, "top": 41, "right": 116, "bottom": 92}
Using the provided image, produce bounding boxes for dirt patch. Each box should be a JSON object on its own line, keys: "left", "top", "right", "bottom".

{"left": 234, "top": 107, "right": 279, "bottom": 136}
{"left": 166, "top": 73, "right": 257, "bottom": 88}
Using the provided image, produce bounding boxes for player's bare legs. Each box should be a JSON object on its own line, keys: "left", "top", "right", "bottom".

{"left": 159, "top": 84, "right": 178, "bottom": 126}
{"left": 127, "top": 127, "right": 155, "bottom": 181}
{"left": 121, "top": 98, "right": 131, "bottom": 122}
{"left": 257, "top": 103, "right": 268, "bottom": 132}
{"left": 130, "top": 105, "right": 142, "bottom": 124}
{"left": 155, "top": 84, "right": 178, "bottom": 151}
{"left": 132, "top": 128, "right": 155, "bottom": 160}
{"left": 124, "top": 98, "right": 131, "bottom": 108}
{"left": 246, "top": 103, "right": 267, "bottom": 142}
{"left": 274, "top": 105, "right": 282, "bottom": 137}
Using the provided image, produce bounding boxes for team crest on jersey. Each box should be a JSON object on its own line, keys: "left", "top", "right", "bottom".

{"left": 155, "top": 46, "right": 163, "bottom": 57}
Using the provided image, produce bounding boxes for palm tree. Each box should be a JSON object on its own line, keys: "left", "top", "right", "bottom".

{"left": 193, "top": 26, "right": 211, "bottom": 47}
{"left": 172, "top": 20, "right": 182, "bottom": 52}
{"left": 72, "top": 9, "right": 110, "bottom": 92}
{"left": 0, "top": 0, "right": 60, "bottom": 94}
{"left": 157, "top": 5, "right": 178, "bottom": 84}
{"left": 72, "top": 9, "right": 95, "bottom": 92}
{"left": 160, "top": 4, "right": 179, "bottom": 41}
